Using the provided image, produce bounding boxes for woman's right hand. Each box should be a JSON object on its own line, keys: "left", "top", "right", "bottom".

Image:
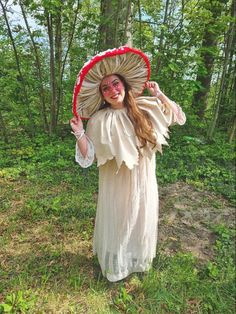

{"left": 145, "top": 81, "right": 162, "bottom": 97}
{"left": 70, "top": 116, "right": 84, "bottom": 133}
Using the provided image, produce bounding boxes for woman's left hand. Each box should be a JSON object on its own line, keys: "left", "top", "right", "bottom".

{"left": 145, "top": 81, "right": 162, "bottom": 97}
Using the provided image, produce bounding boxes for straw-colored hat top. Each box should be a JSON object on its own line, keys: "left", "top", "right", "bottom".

{"left": 73, "top": 46, "right": 150, "bottom": 119}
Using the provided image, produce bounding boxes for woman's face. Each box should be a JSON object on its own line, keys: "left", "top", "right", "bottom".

{"left": 100, "top": 75, "right": 125, "bottom": 109}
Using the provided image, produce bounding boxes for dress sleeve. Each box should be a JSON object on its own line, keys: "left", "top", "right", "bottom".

{"left": 75, "top": 135, "right": 95, "bottom": 168}
{"left": 157, "top": 99, "right": 186, "bottom": 126}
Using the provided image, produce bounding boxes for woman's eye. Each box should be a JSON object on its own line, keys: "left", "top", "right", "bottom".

{"left": 102, "top": 87, "right": 108, "bottom": 92}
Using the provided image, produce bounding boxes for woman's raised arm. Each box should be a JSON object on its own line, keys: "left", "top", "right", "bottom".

{"left": 70, "top": 116, "right": 88, "bottom": 158}
{"left": 145, "top": 81, "right": 186, "bottom": 124}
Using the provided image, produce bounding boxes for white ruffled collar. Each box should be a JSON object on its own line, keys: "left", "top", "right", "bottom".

{"left": 86, "top": 97, "right": 170, "bottom": 170}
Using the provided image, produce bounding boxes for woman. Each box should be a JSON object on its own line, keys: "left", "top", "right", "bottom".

{"left": 70, "top": 47, "right": 186, "bottom": 282}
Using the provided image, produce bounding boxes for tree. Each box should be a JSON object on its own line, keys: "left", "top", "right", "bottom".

{"left": 19, "top": 0, "right": 49, "bottom": 132}
{"left": 20, "top": 0, "right": 81, "bottom": 133}
{"left": 0, "top": 0, "right": 35, "bottom": 135}
{"left": 0, "top": 0, "right": 234, "bottom": 142}
{"left": 208, "top": 0, "right": 236, "bottom": 139}
{"left": 99, "top": 0, "right": 133, "bottom": 50}
{"left": 192, "top": 0, "right": 226, "bottom": 118}
{"left": 0, "top": 110, "right": 9, "bottom": 143}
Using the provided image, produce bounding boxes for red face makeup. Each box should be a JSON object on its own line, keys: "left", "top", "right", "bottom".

{"left": 100, "top": 75, "right": 125, "bottom": 109}
{"left": 101, "top": 80, "right": 123, "bottom": 94}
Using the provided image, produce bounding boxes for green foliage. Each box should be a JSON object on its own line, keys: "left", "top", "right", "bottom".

{"left": 113, "top": 286, "right": 135, "bottom": 312}
{"left": 0, "top": 131, "right": 235, "bottom": 313}
{"left": 0, "top": 2, "right": 235, "bottom": 311}
{"left": 140, "top": 225, "right": 235, "bottom": 313}
{"left": 204, "top": 224, "right": 235, "bottom": 281}
{"left": 0, "top": 133, "right": 98, "bottom": 224}
{"left": 0, "top": 0, "right": 233, "bottom": 138}
{"left": 0, "top": 290, "right": 36, "bottom": 313}
{"left": 156, "top": 120, "right": 235, "bottom": 203}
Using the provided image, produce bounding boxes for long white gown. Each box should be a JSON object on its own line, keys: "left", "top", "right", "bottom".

{"left": 75, "top": 96, "right": 186, "bottom": 282}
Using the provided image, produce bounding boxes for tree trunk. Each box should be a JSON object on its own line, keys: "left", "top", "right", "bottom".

{"left": 155, "top": 0, "right": 170, "bottom": 74}
{"left": 192, "top": 32, "right": 217, "bottom": 118}
{"left": 58, "top": 0, "right": 80, "bottom": 121}
{"left": 61, "top": 0, "right": 80, "bottom": 83}
{"left": 55, "top": 4, "right": 62, "bottom": 125}
{"left": 0, "top": 0, "right": 34, "bottom": 135}
{"left": 137, "top": 0, "right": 142, "bottom": 48}
{"left": 229, "top": 118, "right": 236, "bottom": 143}
{"left": 208, "top": 0, "right": 235, "bottom": 139}
{"left": 99, "top": 0, "right": 133, "bottom": 50}
{"left": 114, "top": 0, "right": 123, "bottom": 46}
{"left": 99, "top": 0, "right": 112, "bottom": 50}
{"left": 123, "top": 0, "right": 133, "bottom": 46}
{"left": 170, "top": 0, "right": 185, "bottom": 82}
{"left": 192, "top": 0, "right": 223, "bottom": 118}
{"left": 46, "top": 11, "right": 57, "bottom": 134}
{"left": 19, "top": 0, "right": 49, "bottom": 132}
{"left": 0, "top": 110, "right": 9, "bottom": 144}
{"left": 219, "top": 0, "right": 236, "bottom": 130}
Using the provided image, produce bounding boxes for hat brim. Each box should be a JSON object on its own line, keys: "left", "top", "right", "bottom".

{"left": 73, "top": 46, "right": 150, "bottom": 119}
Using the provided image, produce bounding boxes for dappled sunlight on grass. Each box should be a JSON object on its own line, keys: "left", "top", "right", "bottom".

{"left": 0, "top": 134, "right": 235, "bottom": 313}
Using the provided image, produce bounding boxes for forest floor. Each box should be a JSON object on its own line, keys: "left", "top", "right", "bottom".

{"left": 0, "top": 133, "right": 235, "bottom": 313}
{"left": 0, "top": 176, "right": 235, "bottom": 313}
{"left": 158, "top": 182, "right": 235, "bottom": 261}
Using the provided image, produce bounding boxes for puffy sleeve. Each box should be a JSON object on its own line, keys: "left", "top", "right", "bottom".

{"left": 136, "top": 96, "right": 186, "bottom": 127}
{"left": 75, "top": 135, "right": 95, "bottom": 168}
{"left": 157, "top": 99, "right": 186, "bottom": 126}
{"left": 136, "top": 96, "right": 186, "bottom": 154}
{"left": 78, "top": 98, "right": 186, "bottom": 172}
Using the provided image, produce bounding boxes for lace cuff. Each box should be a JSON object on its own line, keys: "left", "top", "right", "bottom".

{"left": 172, "top": 101, "right": 186, "bottom": 125}
{"left": 157, "top": 98, "right": 186, "bottom": 126}
{"left": 75, "top": 136, "right": 95, "bottom": 168}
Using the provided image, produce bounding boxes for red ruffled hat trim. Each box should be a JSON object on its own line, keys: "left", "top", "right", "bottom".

{"left": 73, "top": 46, "right": 151, "bottom": 119}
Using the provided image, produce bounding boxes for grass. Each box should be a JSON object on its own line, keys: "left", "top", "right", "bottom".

{"left": 0, "top": 130, "right": 235, "bottom": 313}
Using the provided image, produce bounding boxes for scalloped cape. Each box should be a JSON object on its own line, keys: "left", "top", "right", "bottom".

{"left": 86, "top": 96, "right": 185, "bottom": 171}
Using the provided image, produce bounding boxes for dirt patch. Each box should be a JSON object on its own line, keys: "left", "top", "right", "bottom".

{"left": 158, "top": 182, "right": 235, "bottom": 261}
{"left": 1, "top": 181, "right": 234, "bottom": 279}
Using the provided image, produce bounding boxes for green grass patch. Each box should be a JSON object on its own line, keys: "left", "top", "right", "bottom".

{"left": 156, "top": 129, "right": 235, "bottom": 203}
{"left": 0, "top": 131, "right": 235, "bottom": 313}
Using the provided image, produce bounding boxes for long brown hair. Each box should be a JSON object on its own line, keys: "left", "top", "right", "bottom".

{"left": 100, "top": 74, "right": 157, "bottom": 148}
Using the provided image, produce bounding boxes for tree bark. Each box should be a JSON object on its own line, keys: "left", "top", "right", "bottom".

{"left": 19, "top": 0, "right": 49, "bottom": 132}
{"left": 55, "top": 4, "right": 62, "bottom": 125}
{"left": 192, "top": 0, "right": 224, "bottom": 118}
{"left": 0, "top": 110, "right": 9, "bottom": 143}
{"left": 57, "top": 0, "right": 80, "bottom": 122}
{"left": 229, "top": 118, "right": 236, "bottom": 143}
{"left": 155, "top": 0, "right": 170, "bottom": 74}
{"left": 0, "top": 0, "right": 34, "bottom": 135}
{"left": 99, "top": 0, "right": 112, "bottom": 50}
{"left": 137, "top": 0, "right": 142, "bottom": 48}
{"left": 99, "top": 0, "right": 133, "bottom": 50}
{"left": 193, "top": 32, "right": 217, "bottom": 118}
{"left": 124, "top": 0, "right": 133, "bottom": 46}
{"left": 46, "top": 11, "right": 57, "bottom": 134}
{"left": 61, "top": 0, "right": 80, "bottom": 83}
{"left": 208, "top": 0, "right": 235, "bottom": 138}
{"left": 170, "top": 0, "right": 185, "bottom": 81}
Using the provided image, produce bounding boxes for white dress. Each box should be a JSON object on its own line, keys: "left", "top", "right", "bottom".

{"left": 75, "top": 96, "right": 186, "bottom": 282}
